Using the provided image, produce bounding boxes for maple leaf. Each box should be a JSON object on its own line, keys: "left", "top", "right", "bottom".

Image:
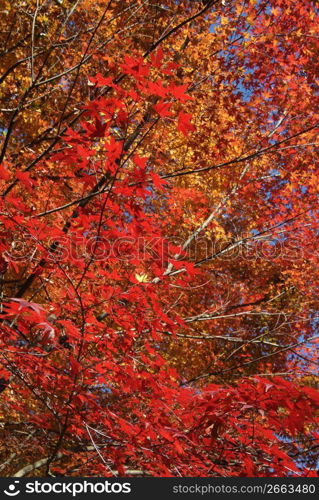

{"left": 88, "top": 74, "right": 115, "bottom": 88}
{"left": 177, "top": 112, "right": 195, "bottom": 136}
{"left": 154, "top": 100, "right": 173, "bottom": 117}
{"left": 5, "top": 298, "right": 45, "bottom": 315}
{"left": 150, "top": 172, "right": 168, "bottom": 189}
{"left": 150, "top": 47, "right": 164, "bottom": 68}
{"left": 0, "top": 164, "right": 10, "bottom": 181}
{"left": 15, "top": 171, "right": 34, "bottom": 190}
{"left": 135, "top": 273, "right": 149, "bottom": 283}
{"left": 169, "top": 84, "right": 192, "bottom": 102}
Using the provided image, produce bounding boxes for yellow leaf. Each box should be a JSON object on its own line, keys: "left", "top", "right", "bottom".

{"left": 135, "top": 273, "right": 149, "bottom": 283}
